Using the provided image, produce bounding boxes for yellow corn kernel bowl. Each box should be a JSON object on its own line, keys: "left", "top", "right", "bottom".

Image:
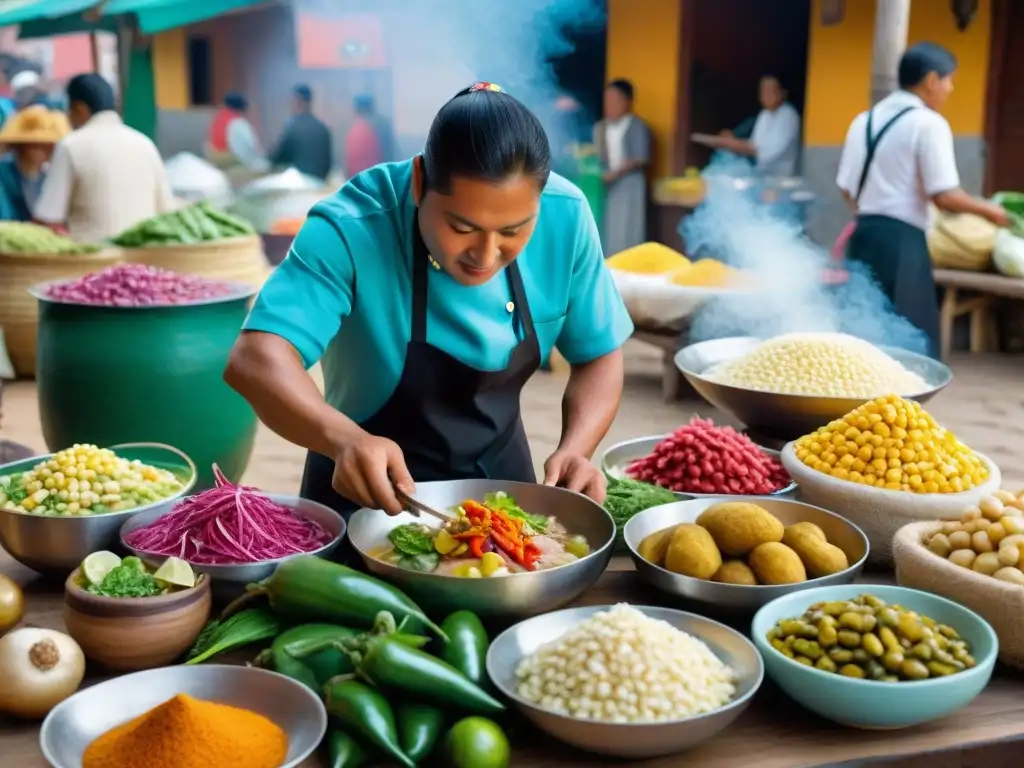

{"left": 669, "top": 259, "right": 739, "bottom": 288}
{"left": 781, "top": 443, "right": 1001, "bottom": 566}
{"left": 607, "top": 242, "right": 690, "bottom": 275}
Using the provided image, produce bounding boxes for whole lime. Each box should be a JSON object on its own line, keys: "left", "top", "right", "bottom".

{"left": 441, "top": 716, "right": 510, "bottom": 768}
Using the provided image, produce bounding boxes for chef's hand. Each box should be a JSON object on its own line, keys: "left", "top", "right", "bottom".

{"left": 543, "top": 451, "right": 607, "bottom": 503}
{"left": 332, "top": 432, "right": 415, "bottom": 515}
{"left": 984, "top": 204, "right": 1011, "bottom": 229}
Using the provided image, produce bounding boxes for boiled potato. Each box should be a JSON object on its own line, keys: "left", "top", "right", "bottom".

{"left": 696, "top": 502, "right": 783, "bottom": 556}
{"left": 749, "top": 542, "right": 807, "bottom": 585}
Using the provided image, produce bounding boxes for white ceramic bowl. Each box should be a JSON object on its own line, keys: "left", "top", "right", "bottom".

{"left": 781, "top": 443, "right": 1001, "bottom": 564}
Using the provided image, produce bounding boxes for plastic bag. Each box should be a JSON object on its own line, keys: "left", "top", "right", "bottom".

{"left": 993, "top": 228, "right": 1024, "bottom": 278}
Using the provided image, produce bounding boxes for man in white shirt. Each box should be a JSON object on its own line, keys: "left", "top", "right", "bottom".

{"left": 34, "top": 74, "right": 176, "bottom": 244}
{"left": 697, "top": 76, "right": 802, "bottom": 177}
{"left": 836, "top": 42, "right": 1008, "bottom": 358}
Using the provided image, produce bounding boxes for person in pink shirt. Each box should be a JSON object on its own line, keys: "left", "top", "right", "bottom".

{"left": 344, "top": 94, "right": 396, "bottom": 177}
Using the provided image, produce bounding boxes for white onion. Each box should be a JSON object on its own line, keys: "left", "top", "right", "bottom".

{"left": 0, "top": 627, "right": 85, "bottom": 719}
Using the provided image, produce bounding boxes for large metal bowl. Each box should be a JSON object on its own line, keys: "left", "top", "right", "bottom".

{"left": 120, "top": 494, "right": 345, "bottom": 594}
{"left": 40, "top": 664, "right": 327, "bottom": 768}
{"left": 486, "top": 604, "right": 763, "bottom": 758}
{"left": 348, "top": 479, "right": 615, "bottom": 622}
{"left": 0, "top": 443, "right": 196, "bottom": 575}
{"left": 600, "top": 435, "right": 797, "bottom": 498}
{"left": 623, "top": 497, "right": 869, "bottom": 613}
{"left": 675, "top": 336, "right": 953, "bottom": 439}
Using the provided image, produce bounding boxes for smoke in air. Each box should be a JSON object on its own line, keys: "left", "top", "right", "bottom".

{"left": 295, "top": 0, "right": 604, "bottom": 150}
{"left": 683, "top": 154, "right": 929, "bottom": 355}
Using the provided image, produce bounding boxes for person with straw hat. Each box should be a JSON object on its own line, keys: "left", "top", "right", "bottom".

{"left": 0, "top": 104, "right": 69, "bottom": 221}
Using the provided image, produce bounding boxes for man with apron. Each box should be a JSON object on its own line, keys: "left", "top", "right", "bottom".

{"left": 224, "top": 83, "right": 633, "bottom": 536}
{"left": 836, "top": 42, "right": 1008, "bottom": 358}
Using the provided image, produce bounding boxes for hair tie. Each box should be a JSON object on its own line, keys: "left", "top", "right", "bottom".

{"left": 469, "top": 82, "right": 502, "bottom": 93}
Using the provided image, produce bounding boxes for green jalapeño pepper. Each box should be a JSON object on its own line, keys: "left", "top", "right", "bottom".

{"left": 351, "top": 634, "right": 505, "bottom": 714}
{"left": 224, "top": 556, "right": 446, "bottom": 639}
{"left": 327, "top": 726, "right": 372, "bottom": 768}
{"left": 439, "top": 610, "right": 491, "bottom": 688}
{"left": 323, "top": 679, "right": 414, "bottom": 768}
{"left": 396, "top": 702, "right": 446, "bottom": 762}
{"left": 253, "top": 624, "right": 358, "bottom": 692}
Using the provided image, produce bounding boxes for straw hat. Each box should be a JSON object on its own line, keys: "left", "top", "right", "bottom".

{"left": 0, "top": 105, "right": 70, "bottom": 145}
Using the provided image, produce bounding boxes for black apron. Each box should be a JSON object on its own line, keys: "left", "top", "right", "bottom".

{"left": 844, "top": 104, "right": 941, "bottom": 359}
{"left": 299, "top": 211, "right": 542, "bottom": 528}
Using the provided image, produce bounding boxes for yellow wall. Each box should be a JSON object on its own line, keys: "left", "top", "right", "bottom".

{"left": 606, "top": 0, "right": 681, "bottom": 177}
{"left": 153, "top": 28, "right": 189, "bottom": 111}
{"left": 803, "top": 0, "right": 991, "bottom": 146}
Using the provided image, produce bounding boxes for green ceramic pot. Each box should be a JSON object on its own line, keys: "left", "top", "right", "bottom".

{"left": 33, "top": 284, "right": 259, "bottom": 489}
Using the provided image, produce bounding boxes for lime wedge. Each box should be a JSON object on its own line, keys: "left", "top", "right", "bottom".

{"left": 153, "top": 557, "right": 196, "bottom": 589}
{"left": 82, "top": 551, "right": 122, "bottom": 586}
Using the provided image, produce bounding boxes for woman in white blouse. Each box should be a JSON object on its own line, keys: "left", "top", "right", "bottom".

{"left": 836, "top": 42, "right": 1008, "bottom": 358}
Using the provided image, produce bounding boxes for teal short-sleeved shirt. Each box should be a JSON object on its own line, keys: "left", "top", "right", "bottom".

{"left": 243, "top": 159, "right": 634, "bottom": 423}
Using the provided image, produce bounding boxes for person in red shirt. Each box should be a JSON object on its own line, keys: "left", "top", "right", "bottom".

{"left": 344, "top": 94, "right": 397, "bottom": 177}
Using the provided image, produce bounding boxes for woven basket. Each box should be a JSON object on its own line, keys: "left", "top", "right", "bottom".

{"left": 123, "top": 235, "right": 269, "bottom": 288}
{"left": 0, "top": 248, "right": 124, "bottom": 377}
{"left": 894, "top": 520, "right": 1024, "bottom": 667}
{"left": 781, "top": 443, "right": 1002, "bottom": 566}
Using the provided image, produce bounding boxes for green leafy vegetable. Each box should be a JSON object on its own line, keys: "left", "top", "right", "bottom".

{"left": 389, "top": 524, "right": 436, "bottom": 556}
{"left": 396, "top": 552, "right": 441, "bottom": 572}
{"left": 603, "top": 476, "right": 678, "bottom": 550}
{"left": 484, "top": 491, "right": 548, "bottom": 533}
{"left": 86, "top": 556, "right": 163, "bottom": 597}
{"left": 185, "top": 607, "right": 280, "bottom": 664}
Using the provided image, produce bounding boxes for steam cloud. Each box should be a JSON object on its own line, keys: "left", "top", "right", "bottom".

{"left": 294, "top": 0, "right": 604, "bottom": 150}
{"left": 683, "top": 154, "right": 929, "bottom": 355}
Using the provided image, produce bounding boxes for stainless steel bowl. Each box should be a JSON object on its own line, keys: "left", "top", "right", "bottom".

{"left": 623, "top": 497, "right": 869, "bottom": 613}
{"left": 0, "top": 442, "right": 196, "bottom": 574}
{"left": 348, "top": 479, "right": 615, "bottom": 622}
{"left": 40, "top": 664, "right": 327, "bottom": 768}
{"left": 120, "top": 494, "right": 345, "bottom": 594}
{"left": 600, "top": 435, "right": 797, "bottom": 498}
{"left": 486, "top": 604, "right": 763, "bottom": 758}
{"left": 675, "top": 336, "right": 953, "bottom": 439}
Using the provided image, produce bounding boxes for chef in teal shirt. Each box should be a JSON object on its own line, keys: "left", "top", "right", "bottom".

{"left": 225, "top": 83, "right": 633, "bottom": 519}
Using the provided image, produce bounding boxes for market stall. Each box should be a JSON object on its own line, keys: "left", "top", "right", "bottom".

{"left": 4, "top": 263, "right": 1024, "bottom": 767}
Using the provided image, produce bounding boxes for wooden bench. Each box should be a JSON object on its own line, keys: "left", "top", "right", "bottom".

{"left": 934, "top": 269, "right": 1024, "bottom": 361}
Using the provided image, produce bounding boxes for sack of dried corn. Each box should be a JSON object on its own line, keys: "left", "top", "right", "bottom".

{"left": 894, "top": 520, "right": 1024, "bottom": 667}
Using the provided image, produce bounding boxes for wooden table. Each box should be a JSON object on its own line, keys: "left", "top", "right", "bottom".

{"left": 3, "top": 553, "right": 1024, "bottom": 768}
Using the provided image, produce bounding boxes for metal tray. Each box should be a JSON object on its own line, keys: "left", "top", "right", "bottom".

{"left": 600, "top": 434, "right": 797, "bottom": 499}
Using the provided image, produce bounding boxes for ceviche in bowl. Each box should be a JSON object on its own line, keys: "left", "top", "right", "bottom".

{"left": 348, "top": 479, "right": 616, "bottom": 621}
{"left": 371, "top": 492, "right": 592, "bottom": 577}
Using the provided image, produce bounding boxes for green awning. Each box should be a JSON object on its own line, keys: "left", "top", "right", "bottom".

{"left": 10, "top": 0, "right": 269, "bottom": 39}
{"left": 0, "top": 0, "right": 99, "bottom": 27}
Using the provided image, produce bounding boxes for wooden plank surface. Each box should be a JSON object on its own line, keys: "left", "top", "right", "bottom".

{"left": 2, "top": 552, "right": 1024, "bottom": 768}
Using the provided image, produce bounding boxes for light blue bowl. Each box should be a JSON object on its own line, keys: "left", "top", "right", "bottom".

{"left": 752, "top": 584, "right": 998, "bottom": 730}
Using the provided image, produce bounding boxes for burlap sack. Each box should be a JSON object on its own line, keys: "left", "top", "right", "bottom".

{"left": 894, "top": 521, "right": 1024, "bottom": 667}
{"left": 781, "top": 444, "right": 1002, "bottom": 566}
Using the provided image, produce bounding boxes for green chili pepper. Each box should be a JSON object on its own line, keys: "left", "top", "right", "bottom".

{"left": 323, "top": 679, "right": 414, "bottom": 768}
{"left": 344, "top": 629, "right": 505, "bottom": 715}
{"left": 438, "top": 610, "right": 490, "bottom": 688}
{"left": 253, "top": 624, "right": 358, "bottom": 691}
{"left": 327, "top": 726, "right": 372, "bottom": 768}
{"left": 396, "top": 702, "right": 446, "bottom": 763}
{"left": 223, "top": 556, "right": 446, "bottom": 639}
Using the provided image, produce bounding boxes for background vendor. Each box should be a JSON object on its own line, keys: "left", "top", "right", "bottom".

{"left": 225, "top": 83, "right": 633, "bottom": 520}
{"left": 0, "top": 104, "right": 68, "bottom": 221}
{"left": 695, "top": 75, "right": 802, "bottom": 177}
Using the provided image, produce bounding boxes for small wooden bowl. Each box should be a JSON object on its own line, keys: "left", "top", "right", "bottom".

{"left": 63, "top": 568, "right": 212, "bottom": 671}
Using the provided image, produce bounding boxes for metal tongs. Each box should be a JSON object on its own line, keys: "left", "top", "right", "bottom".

{"left": 393, "top": 484, "right": 456, "bottom": 524}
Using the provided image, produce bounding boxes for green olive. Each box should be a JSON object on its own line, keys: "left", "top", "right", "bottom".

{"left": 899, "top": 659, "right": 930, "bottom": 681}
{"left": 909, "top": 642, "right": 933, "bottom": 661}
{"left": 882, "top": 650, "right": 905, "bottom": 672}
{"left": 0, "top": 574, "right": 24, "bottom": 635}
{"left": 792, "top": 639, "right": 824, "bottom": 660}
{"left": 837, "top": 630, "right": 861, "bottom": 648}
{"left": 838, "top": 612, "right": 864, "bottom": 631}
{"left": 927, "top": 661, "right": 958, "bottom": 677}
{"left": 828, "top": 648, "right": 853, "bottom": 663}
{"left": 817, "top": 622, "right": 838, "bottom": 647}
{"left": 839, "top": 664, "right": 866, "bottom": 679}
{"left": 794, "top": 655, "right": 814, "bottom": 666}
{"left": 862, "top": 632, "right": 884, "bottom": 657}
{"left": 815, "top": 656, "right": 837, "bottom": 673}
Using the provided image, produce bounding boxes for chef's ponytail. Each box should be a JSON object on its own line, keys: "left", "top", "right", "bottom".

{"left": 422, "top": 82, "right": 551, "bottom": 194}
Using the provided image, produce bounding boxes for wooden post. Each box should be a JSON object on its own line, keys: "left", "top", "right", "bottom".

{"left": 870, "top": 0, "right": 911, "bottom": 104}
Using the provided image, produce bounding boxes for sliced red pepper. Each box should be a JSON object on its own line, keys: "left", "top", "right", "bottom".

{"left": 466, "top": 535, "right": 487, "bottom": 558}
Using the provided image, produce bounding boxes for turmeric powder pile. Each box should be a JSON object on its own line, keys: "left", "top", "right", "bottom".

{"left": 82, "top": 693, "right": 288, "bottom": 768}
